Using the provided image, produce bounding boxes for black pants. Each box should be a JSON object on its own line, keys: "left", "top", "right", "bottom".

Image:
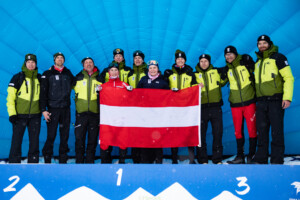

{"left": 254, "top": 100, "right": 285, "bottom": 164}
{"left": 9, "top": 117, "right": 41, "bottom": 163}
{"left": 197, "top": 106, "right": 223, "bottom": 164}
{"left": 140, "top": 148, "right": 163, "bottom": 164}
{"left": 75, "top": 112, "right": 99, "bottom": 163}
{"left": 42, "top": 107, "right": 70, "bottom": 163}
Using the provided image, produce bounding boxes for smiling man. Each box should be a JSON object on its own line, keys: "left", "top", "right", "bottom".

{"left": 73, "top": 57, "right": 102, "bottom": 163}
{"left": 40, "top": 52, "right": 75, "bottom": 164}
{"left": 252, "top": 35, "right": 294, "bottom": 164}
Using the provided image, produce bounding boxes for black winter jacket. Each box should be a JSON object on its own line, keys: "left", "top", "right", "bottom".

{"left": 40, "top": 66, "right": 74, "bottom": 111}
{"left": 137, "top": 74, "right": 169, "bottom": 89}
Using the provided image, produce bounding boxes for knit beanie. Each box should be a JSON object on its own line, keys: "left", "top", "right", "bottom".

{"left": 133, "top": 50, "right": 145, "bottom": 60}
{"left": 175, "top": 49, "right": 186, "bottom": 61}
{"left": 224, "top": 46, "right": 238, "bottom": 56}
{"left": 113, "top": 48, "right": 124, "bottom": 57}
{"left": 81, "top": 57, "right": 94, "bottom": 65}
{"left": 53, "top": 52, "right": 65, "bottom": 61}
{"left": 257, "top": 35, "right": 273, "bottom": 46}
{"left": 25, "top": 53, "right": 37, "bottom": 63}
{"left": 199, "top": 54, "right": 211, "bottom": 64}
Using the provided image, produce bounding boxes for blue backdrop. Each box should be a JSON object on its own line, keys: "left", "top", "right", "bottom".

{"left": 0, "top": 0, "right": 299, "bottom": 158}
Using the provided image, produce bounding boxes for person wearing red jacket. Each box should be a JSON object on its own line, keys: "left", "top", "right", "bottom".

{"left": 99, "top": 63, "right": 132, "bottom": 163}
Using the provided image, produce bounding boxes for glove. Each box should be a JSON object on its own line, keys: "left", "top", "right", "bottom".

{"left": 172, "top": 88, "right": 179, "bottom": 92}
{"left": 126, "top": 86, "right": 133, "bottom": 91}
{"left": 96, "top": 85, "right": 102, "bottom": 92}
{"left": 9, "top": 115, "right": 18, "bottom": 124}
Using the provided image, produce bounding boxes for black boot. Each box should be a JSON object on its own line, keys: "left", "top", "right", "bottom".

{"left": 101, "top": 148, "right": 112, "bottom": 164}
{"left": 188, "top": 147, "right": 196, "bottom": 164}
{"left": 171, "top": 148, "right": 178, "bottom": 164}
{"left": 247, "top": 137, "right": 257, "bottom": 164}
{"left": 119, "top": 148, "right": 127, "bottom": 164}
{"left": 227, "top": 138, "right": 245, "bottom": 164}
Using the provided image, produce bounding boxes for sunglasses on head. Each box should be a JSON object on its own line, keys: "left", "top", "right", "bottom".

{"left": 147, "top": 60, "right": 159, "bottom": 66}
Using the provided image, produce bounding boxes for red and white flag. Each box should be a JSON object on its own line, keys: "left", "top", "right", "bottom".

{"left": 99, "top": 86, "right": 201, "bottom": 149}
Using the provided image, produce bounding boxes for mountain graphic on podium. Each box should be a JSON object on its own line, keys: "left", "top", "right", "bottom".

{"left": 58, "top": 186, "right": 110, "bottom": 200}
{"left": 124, "top": 182, "right": 197, "bottom": 200}
{"left": 211, "top": 191, "right": 242, "bottom": 200}
{"left": 11, "top": 183, "right": 45, "bottom": 200}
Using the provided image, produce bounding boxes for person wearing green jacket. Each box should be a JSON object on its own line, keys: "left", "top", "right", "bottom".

{"left": 194, "top": 54, "right": 227, "bottom": 164}
{"left": 252, "top": 35, "right": 294, "bottom": 164}
{"left": 164, "top": 49, "right": 198, "bottom": 164}
{"left": 73, "top": 57, "right": 102, "bottom": 163}
{"left": 100, "top": 48, "right": 131, "bottom": 83}
{"left": 223, "top": 46, "right": 257, "bottom": 164}
{"left": 6, "top": 54, "right": 41, "bottom": 163}
{"left": 127, "top": 50, "right": 148, "bottom": 164}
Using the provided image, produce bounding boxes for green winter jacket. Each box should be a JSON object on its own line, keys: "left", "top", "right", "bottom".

{"left": 128, "top": 62, "right": 148, "bottom": 88}
{"left": 226, "top": 55, "right": 256, "bottom": 107}
{"left": 194, "top": 64, "right": 226, "bottom": 107}
{"left": 74, "top": 68, "right": 102, "bottom": 114}
{"left": 254, "top": 45, "right": 294, "bottom": 101}
{"left": 165, "top": 64, "right": 197, "bottom": 90}
{"left": 100, "top": 60, "right": 131, "bottom": 83}
{"left": 7, "top": 64, "right": 41, "bottom": 117}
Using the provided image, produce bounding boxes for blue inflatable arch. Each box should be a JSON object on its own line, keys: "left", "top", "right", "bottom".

{"left": 0, "top": 0, "right": 299, "bottom": 158}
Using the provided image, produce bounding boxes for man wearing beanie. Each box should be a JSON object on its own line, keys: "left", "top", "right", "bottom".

{"left": 73, "top": 57, "right": 102, "bottom": 163}
{"left": 40, "top": 52, "right": 75, "bottom": 164}
{"left": 6, "top": 54, "right": 41, "bottom": 163}
{"left": 194, "top": 54, "right": 227, "bottom": 164}
{"left": 127, "top": 50, "right": 148, "bottom": 163}
{"left": 252, "top": 35, "right": 294, "bottom": 164}
{"left": 223, "top": 46, "right": 258, "bottom": 164}
{"left": 164, "top": 49, "right": 197, "bottom": 164}
{"left": 100, "top": 48, "right": 131, "bottom": 83}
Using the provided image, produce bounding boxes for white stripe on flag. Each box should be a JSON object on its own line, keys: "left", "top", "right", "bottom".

{"left": 100, "top": 105, "right": 199, "bottom": 128}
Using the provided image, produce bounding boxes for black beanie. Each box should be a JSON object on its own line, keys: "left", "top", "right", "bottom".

{"left": 175, "top": 49, "right": 186, "bottom": 61}
{"left": 25, "top": 54, "right": 37, "bottom": 63}
{"left": 81, "top": 57, "right": 94, "bottom": 65}
{"left": 224, "top": 46, "right": 238, "bottom": 56}
{"left": 257, "top": 35, "right": 273, "bottom": 46}
{"left": 199, "top": 54, "right": 211, "bottom": 64}
{"left": 133, "top": 50, "right": 145, "bottom": 60}
{"left": 113, "top": 48, "right": 124, "bottom": 57}
{"left": 53, "top": 52, "right": 65, "bottom": 61}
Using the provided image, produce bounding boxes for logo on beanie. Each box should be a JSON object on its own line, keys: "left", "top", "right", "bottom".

{"left": 261, "top": 36, "right": 265, "bottom": 40}
{"left": 179, "top": 53, "right": 182, "bottom": 57}
{"left": 227, "top": 48, "right": 230, "bottom": 52}
{"left": 136, "top": 53, "right": 139, "bottom": 56}
{"left": 116, "top": 49, "right": 121, "bottom": 53}
{"left": 27, "top": 55, "right": 31, "bottom": 59}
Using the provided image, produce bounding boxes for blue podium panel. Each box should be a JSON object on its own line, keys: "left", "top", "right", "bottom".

{"left": 1, "top": 165, "right": 300, "bottom": 199}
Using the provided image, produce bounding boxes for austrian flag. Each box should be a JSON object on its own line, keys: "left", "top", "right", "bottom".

{"left": 99, "top": 86, "right": 201, "bottom": 149}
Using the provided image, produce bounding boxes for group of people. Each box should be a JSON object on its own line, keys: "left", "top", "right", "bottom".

{"left": 6, "top": 34, "right": 294, "bottom": 165}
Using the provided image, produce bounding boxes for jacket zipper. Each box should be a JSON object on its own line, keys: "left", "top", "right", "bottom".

{"left": 136, "top": 68, "right": 140, "bottom": 88}
{"left": 204, "top": 72, "right": 209, "bottom": 103}
{"left": 232, "top": 68, "right": 243, "bottom": 103}
{"left": 239, "top": 70, "right": 244, "bottom": 82}
{"left": 272, "top": 73, "right": 277, "bottom": 88}
{"left": 88, "top": 76, "right": 91, "bottom": 111}
{"left": 258, "top": 59, "right": 264, "bottom": 95}
{"left": 28, "top": 74, "right": 34, "bottom": 116}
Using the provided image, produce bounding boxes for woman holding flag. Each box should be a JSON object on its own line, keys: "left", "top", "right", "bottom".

{"left": 137, "top": 60, "right": 169, "bottom": 164}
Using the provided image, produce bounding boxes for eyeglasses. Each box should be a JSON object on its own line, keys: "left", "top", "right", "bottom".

{"left": 147, "top": 60, "right": 159, "bottom": 66}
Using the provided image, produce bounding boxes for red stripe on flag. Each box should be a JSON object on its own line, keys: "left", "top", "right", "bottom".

{"left": 100, "top": 85, "right": 199, "bottom": 107}
{"left": 99, "top": 125, "right": 199, "bottom": 149}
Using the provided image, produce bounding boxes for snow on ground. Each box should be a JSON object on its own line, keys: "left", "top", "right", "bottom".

{"left": 1, "top": 155, "right": 300, "bottom": 165}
